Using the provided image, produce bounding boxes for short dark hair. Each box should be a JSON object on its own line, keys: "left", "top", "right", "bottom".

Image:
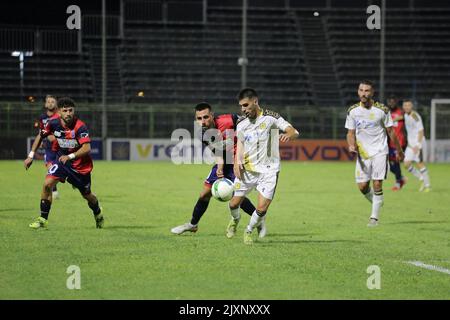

{"left": 57, "top": 97, "right": 76, "bottom": 109}
{"left": 387, "top": 94, "right": 397, "bottom": 100}
{"left": 403, "top": 99, "right": 414, "bottom": 104}
{"left": 194, "top": 102, "right": 212, "bottom": 112}
{"left": 360, "top": 80, "right": 375, "bottom": 88}
{"left": 238, "top": 87, "right": 258, "bottom": 101}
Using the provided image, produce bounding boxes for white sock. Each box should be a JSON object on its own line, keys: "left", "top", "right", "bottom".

{"left": 420, "top": 167, "right": 431, "bottom": 187}
{"left": 247, "top": 210, "right": 264, "bottom": 232}
{"left": 363, "top": 188, "right": 373, "bottom": 203}
{"left": 229, "top": 206, "right": 241, "bottom": 221}
{"left": 408, "top": 165, "right": 422, "bottom": 180}
{"left": 370, "top": 191, "right": 384, "bottom": 220}
{"left": 258, "top": 215, "right": 266, "bottom": 227}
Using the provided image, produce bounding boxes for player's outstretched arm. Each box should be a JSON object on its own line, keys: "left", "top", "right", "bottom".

{"left": 279, "top": 126, "right": 299, "bottom": 142}
{"left": 346, "top": 129, "right": 357, "bottom": 154}
{"left": 59, "top": 143, "right": 91, "bottom": 164}
{"left": 24, "top": 133, "right": 43, "bottom": 170}
{"left": 386, "top": 127, "right": 405, "bottom": 161}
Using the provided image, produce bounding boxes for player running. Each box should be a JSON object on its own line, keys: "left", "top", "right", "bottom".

{"left": 345, "top": 81, "right": 404, "bottom": 227}
{"left": 28, "top": 95, "right": 61, "bottom": 199}
{"left": 402, "top": 100, "right": 431, "bottom": 192}
{"left": 171, "top": 102, "right": 257, "bottom": 235}
{"left": 24, "top": 97, "right": 104, "bottom": 229}
{"left": 386, "top": 95, "right": 407, "bottom": 191}
{"left": 228, "top": 88, "right": 299, "bottom": 244}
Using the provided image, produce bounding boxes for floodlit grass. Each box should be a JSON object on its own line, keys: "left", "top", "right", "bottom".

{"left": 1, "top": 160, "right": 449, "bottom": 299}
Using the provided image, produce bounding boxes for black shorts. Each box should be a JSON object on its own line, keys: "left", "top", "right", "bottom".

{"left": 47, "top": 162, "right": 92, "bottom": 195}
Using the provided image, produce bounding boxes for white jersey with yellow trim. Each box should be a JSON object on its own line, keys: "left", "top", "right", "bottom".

{"left": 404, "top": 111, "right": 425, "bottom": 148}
{"left": 236, "top": 108, "right": 293, "bottom": 173}
{"left": 345, "top": 101, "right": 393, "bottom": 159}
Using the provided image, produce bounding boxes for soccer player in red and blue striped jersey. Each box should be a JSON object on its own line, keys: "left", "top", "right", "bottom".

{"left": 30, "top": 95, "right": 61, "bottom": 198}
{"left": 24, "top": 97, "right": 104, "bottom": 229}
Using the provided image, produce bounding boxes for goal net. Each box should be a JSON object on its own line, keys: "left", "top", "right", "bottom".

{"left": 430, "top": 99, "right": 450, "bottom": 163}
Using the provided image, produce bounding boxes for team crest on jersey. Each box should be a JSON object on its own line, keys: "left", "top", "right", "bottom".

{"left": 259, "top": 122, "right": 267, "bottom": 130}
{"left": 369, "top": 113, "right": 375, "bottom": 120}
{"left": 234, "top": 182, "right": 241, "bottom": 190}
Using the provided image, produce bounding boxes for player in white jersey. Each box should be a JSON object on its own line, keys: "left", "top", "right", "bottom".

{"left": 225, "top": 88, "right": 299, "bottom": 244}
{"left": 402, "top": 100, "right": 431, "bottom": 192}
{"left": 345, "top": 81, "right": 404, "bottom": 227}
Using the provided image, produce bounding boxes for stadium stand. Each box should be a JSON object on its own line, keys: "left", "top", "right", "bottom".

{"left": 121, "top": 6, "right": 313, "bottom": 106}
{"left": 86, "top": 41, "right": 125, "bottom": 103}
{"left": 324, "top": 8, "right": 450, "bottom": 106}
{"left": 0, "top": 1, "right": 449, "bottom": 106}
{"left": 0, "top": 50, "right": 94, "bottom": 102}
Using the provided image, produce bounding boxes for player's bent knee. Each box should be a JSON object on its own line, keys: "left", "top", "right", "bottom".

{"left": 229, "top": 197, "right": 242, "bottom": 210}
{"left": 43, "top": 179, "right": 56, "bottom": 190}
{"left": 373, "top": 180, "right": 383, "bottom": 189}
{"left": 358, "top": 183, "right": 370, "bottom": 193}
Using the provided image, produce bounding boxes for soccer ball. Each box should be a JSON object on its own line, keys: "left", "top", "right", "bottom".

{"left": 211, "top": 178, "right": 234, "bottom": 202}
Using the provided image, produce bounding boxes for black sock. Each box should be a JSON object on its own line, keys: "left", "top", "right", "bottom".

{"left": 52, "top": 185, "right": 57, "bottom": 192}
{"left": 88, "top": 200, "right": 101, "bottom": 216}
{"left": 190, "top": 198, "right": 210, "bottom": 225}
{"left": 40, "top": 199, "right": 51, "bottom": 220}
{"left": 390, "top": 161, "right": 403, "bottom": 182}
{"left": 240, "top": 197, "right": 256, "bottom": 216}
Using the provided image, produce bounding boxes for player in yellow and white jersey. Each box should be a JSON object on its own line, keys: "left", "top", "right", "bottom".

{"left": 226, "top": 88, "right": 299, "bottom": 244}
{"left": 345, "top": 80, "right": 404, "bottom": 227}
{"left": 402, "top": 100, "right": 431, "bottom": 192}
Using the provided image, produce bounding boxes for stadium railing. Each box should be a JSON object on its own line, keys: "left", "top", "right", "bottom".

{"left": 0, "top": 102, "right": 432, "bottom": 141}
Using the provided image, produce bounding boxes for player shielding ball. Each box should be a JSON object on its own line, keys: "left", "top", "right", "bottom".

{"left": 24, "top": 97, "right": 104, "bottom": 229}
{"left": 228, "top": 88, "right": 299, "bottom": 244}
{"left": 345, "top": 81, "right": 404, "bottom": 227}
{"left": 171, "top": 102, "right": 257, "bottom": 235}
{"left": 402, "top": 100, "right": 431, "bottom": 192}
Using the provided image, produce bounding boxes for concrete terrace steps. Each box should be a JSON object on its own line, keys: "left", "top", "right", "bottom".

{"left": 297, "top": 15, "right": 343, "bottom": 106}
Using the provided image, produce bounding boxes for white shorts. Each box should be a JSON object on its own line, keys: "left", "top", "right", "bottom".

{"left": 355, "top": 153, "right": 389, "bottom": 183}
{"left": 404, "top": 146, "right": 425, "bottom": 163}
{"left": 234, "top": 170, "right": 279, "bottom": 200}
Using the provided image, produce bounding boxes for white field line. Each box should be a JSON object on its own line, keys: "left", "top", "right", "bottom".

{"left": 405, "top": 261, "right": 450, "bottom": 275}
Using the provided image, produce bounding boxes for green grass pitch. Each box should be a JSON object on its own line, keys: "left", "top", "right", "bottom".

{"left": 1, "top": 160, "right": 449, "bottom": 299}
